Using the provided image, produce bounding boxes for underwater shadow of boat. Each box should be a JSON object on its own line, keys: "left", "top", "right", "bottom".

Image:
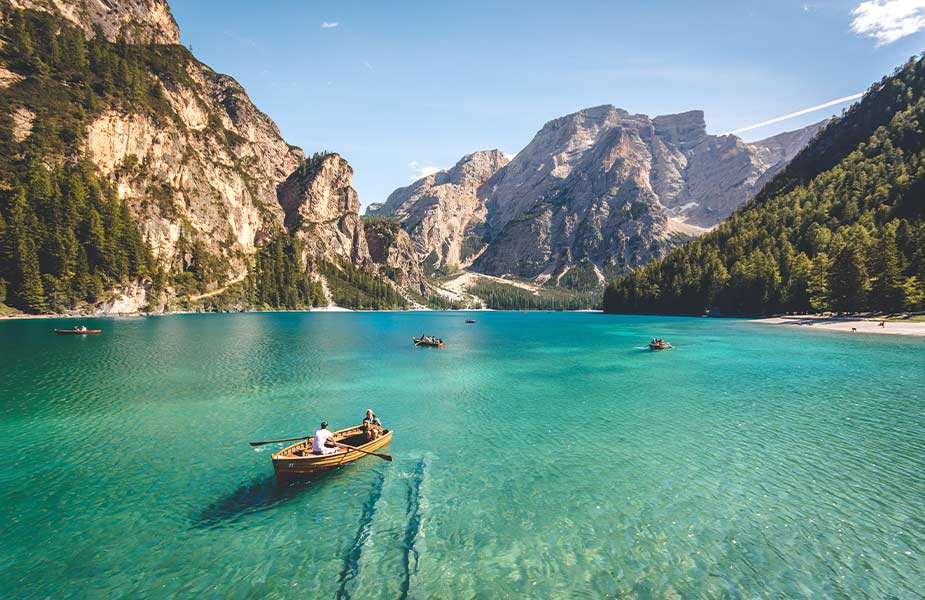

{"left": 192, "top": 470, "right": 340, "bottom": 529}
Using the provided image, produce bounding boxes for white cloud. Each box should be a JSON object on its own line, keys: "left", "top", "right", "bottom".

{"left": 851, "top": 0, "right": 925, "bottom": 45}
{"left": 363, "top": 60, "right": 375, "bottom": 72}
{"left": 320, "top": 21, "right": 340, "bottom": 29}
{"left": 726, "top": 93, "right": 863, "bottom": 135}
{"left": 408, "top": 161, "right": 441, "bottom": 180}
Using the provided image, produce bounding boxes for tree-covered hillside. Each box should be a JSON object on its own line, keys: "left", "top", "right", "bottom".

{"left": 604, "top": 55, "right": 925, "bottom": 316}
{"left": 0, "top": 9, "right": 409, "bottom": 314}
{"left": 0, "top": 10, "right": 177, "bottom": 312}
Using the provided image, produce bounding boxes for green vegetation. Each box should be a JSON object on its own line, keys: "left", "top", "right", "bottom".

{"left": 0, "top": 159, "right": 156, "bottom": 313}
{"left": 0, "top": 9, "right": 196, "bottom": 313}
{"left": 604, "top": 54, "right": 925, "bottom": 316}
{"left": 252, "top": 235, "right": 325, "bottom": 309}
{"left": 425, "top": 293, "right": 468, "bottom": 310}
{"left": 319, "top": 258, "right": 408, "bottom": 310}
{"left": 469, "top": 279, "right": 600, "bottom": 310}
{"left": 0, "top": 10, "right": 344, "bottom": 314}
{"left": 0, "top": 9, "right": 197, "bottom": 170}
{"left": 556, "top": 258, "right": 603, "bottom": 292}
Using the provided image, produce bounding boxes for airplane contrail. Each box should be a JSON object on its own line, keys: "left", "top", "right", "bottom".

{"left": 726, "top": 93, "right": 864, "bottom": 135}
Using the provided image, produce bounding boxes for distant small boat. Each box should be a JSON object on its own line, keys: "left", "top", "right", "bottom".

{"left": 272, "top": 424, "right": 393, "bottom": 481}
{"left": 414, "top": 336, "right": 445, "bottom": 348}
{"left": 648, "top": 340, "right": 672, "bottom": 350}
{"left": 55, "top": 328, "right": 102, "bottom": 335}
{"left": 465, "top": 318, "right": 476, "bottom": 323}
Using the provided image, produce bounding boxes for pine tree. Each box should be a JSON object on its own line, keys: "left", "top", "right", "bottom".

{"left": 869, "top": 227, "right": 905, "bottom": 312}
{"left": 827, "top": 246, "right": 868, "bottom": 313}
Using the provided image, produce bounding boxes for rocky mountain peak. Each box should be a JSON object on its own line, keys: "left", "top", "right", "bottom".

{"left": 380, "top": 102, "right": 826, "bottom": 288}
{"left": 5, "top": 0, "right": 180, "bottom": 44}
{"left": 277, "top": 153, "right": 369, "bottom": 264}
{"left": 366, "top": 149, "right": 511, "bottom": 272}
{"left": 434, "top": 149, "right": 509, "bottom": 188}
{"left": 653, "top": 110, "right": 708, "bottom": 148}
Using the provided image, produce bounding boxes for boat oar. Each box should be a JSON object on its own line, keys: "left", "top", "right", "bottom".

{"left": 333, "top": 441, "right": 393, "bottom": 462}
{"left": 249, "top": 435, "right": 309, "bottom": 447}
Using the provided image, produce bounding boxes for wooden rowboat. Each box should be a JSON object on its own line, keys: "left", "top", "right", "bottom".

{"left": 54, "top": 328, "right": 102, "bottom": 335}
{"left": 413, "top": 336, "right": 445, "bottom": 348}
{"left": 272, "top": 424, "right": 393, "bottom": 480}
{"left": 648, "top": 340, "right": 672, "bottom": 350}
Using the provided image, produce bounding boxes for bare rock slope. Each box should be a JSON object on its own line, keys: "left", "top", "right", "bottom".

{"left": 367, "top": 150, "right": 509, "bottom": 272}
{"left": 374, "top": 105, "right": 823, "bottom": 287}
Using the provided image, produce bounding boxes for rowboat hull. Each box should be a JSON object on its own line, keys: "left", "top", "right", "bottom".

{"left": 55, "top": 329, "right": 102, "bottom": 335}
{"left": 649, "top": 343, "right": 671, "bottom": 350}
{"left": 271, "top": 425, "right": 392, "bottom": 481}
{"left": 413, "top": 337, "right": 445, "bottom": 348}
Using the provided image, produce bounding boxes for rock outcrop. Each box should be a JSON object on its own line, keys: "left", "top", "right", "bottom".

{"left": 367, "top": 150, "right": 509, "bottom": 272}
{"left": 83, "top": 63, "right": 304, "bottom": 278}
{"left": 5, "top": 0, "right": 180, "bottom": 43}
{"left": 277, "top": 153, "right": 369, "bottom": 264}
{"left": 364, "top": 219, "right": 427, "bottom": 295}
{"left": 375, "top": 105, "right": 822, "bottom": 287}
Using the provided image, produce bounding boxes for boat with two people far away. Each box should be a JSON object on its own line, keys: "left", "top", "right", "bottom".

{"left": 54, "top": 326, "right": 102, "bottom": 335}
{"left": 414, "top": 334, "right": 445, "bottom": 348}
{"left": 465, "top": 318, "right": 477, "bottom": 323}
{"left": 649, "top": 338, "right": 672, "bottom": 350}
{"left": 251, "top": 424, "right": 393, "bottom": 482}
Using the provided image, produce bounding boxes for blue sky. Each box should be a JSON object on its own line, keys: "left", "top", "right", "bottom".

{"left": 169, "top": 0, "right": 925, "bottom": 208}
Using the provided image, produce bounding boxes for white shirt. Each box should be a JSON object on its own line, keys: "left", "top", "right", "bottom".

{"left": 312, "top": 428, "right": 336, "bottom": 454}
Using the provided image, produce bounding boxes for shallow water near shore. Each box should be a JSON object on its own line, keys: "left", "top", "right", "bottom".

{"left": 1, "top": 312, "right": 923, "bottom": 598}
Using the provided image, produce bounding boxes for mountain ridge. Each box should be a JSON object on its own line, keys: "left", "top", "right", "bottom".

{"left": 603, "top": 54, "right": 925, "bottom": 316}
{"left": 371, "top": 104, "right": 824, "bottom": 288}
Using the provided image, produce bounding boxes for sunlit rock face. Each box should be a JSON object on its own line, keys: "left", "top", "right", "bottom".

{"left": 375, "top": 104, "right": 822, "bottom": 286}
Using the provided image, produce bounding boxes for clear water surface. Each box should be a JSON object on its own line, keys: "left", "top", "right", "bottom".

{"left": 1, "top": 312, "right": 923, "bottom": 598}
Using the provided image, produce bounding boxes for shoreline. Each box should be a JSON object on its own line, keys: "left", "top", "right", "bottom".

{"left": 0, "top": 307, "right": 608, "bottom": 320}
{"left": 750, "top": 315, "right": 925, "bottom": 338}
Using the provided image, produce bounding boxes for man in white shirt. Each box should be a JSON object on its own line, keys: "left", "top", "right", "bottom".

{"left": 312, "top": 421, "right": 339, "bottom": 455}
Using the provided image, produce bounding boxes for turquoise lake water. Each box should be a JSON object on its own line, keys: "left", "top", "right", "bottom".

{"left": 1, "top": 312, "right": 923, "bottom": 598}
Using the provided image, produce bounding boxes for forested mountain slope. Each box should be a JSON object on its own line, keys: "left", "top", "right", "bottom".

{"left": 0, "top": 2, "right": 422, "bottom": 314}
{"left": 603, "top": 55, "right": 925, "bottom": 316}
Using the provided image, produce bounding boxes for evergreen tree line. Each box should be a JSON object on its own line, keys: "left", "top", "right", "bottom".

{"left": 604, "top": 55, "right": 925, "bottom": 316}
{"left": 0, "top": 10, "right": 333, "bottom": 314}
{"left": 469, "top": 280, "right": 601, "bottom": 310}
{"left": 0, "top": 9, "right": 191, "bottom": 313}
{"left": 0, "top": 160, "right": 156, "bottom": 312}
{"left": 319, "top": 259, "right": 408, "bottom": 310}
{"left": 249, "top": 234, "right": 325, "bottom": 309}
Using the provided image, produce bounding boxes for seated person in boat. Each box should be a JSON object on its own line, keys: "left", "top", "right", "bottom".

{"left": 363, "top": 409, "right": 382, "bottom": 441}
{"left": 312, "top": 421, "right": 340, "bottom": 455}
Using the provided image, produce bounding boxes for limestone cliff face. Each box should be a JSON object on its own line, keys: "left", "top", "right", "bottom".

{"left": 277, "top": 153, "right": 369, "bottom": 264}
{"left": 0, "top": 0, "right": 420, "bottom": 312}
{"left": 378, "top": 105, "right": 822, "bottom": 286}
{"left": 364, "top": 219, "right": 427, "bottom": 295}
{"left": 5, "top": 0, "right": 179, "bottom": 43}
{"left": 84, "top": 60, "right": 304, "bottom": 278}
{"left": 367, "top": 150, "right": 508, "bottom": 271}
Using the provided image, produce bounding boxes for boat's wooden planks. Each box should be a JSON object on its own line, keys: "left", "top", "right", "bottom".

{"left": 272, "top": 425, "right": 393, "bottom": 479}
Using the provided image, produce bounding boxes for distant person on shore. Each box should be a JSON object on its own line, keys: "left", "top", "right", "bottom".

{"left": 363, "top": 409, "right": 382, "bottom": 441}
{"left": 312, "top": 421, "right": 339, "bottom": 455}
